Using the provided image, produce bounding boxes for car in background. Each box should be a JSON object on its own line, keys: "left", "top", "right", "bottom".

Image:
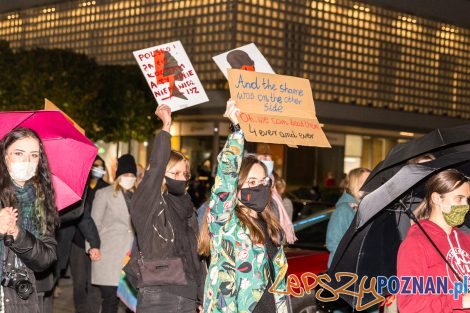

{"left": 287, "top": 187, "right": 337, "bottom": 221}
{"left": 285, "top": 207, "right": 335, "bottom": 313}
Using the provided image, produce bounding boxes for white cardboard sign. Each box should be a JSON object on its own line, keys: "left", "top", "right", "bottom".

{"left": 133, "top": 41, "right": 208, "bottom": 112}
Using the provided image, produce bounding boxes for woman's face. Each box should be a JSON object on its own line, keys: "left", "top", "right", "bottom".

{"left": 436, "top": 182, "right": 470, "bottom": 214}
{"left": 5, "top": 137, "right": 40, "bottom": 168}
{"left": 93, "top": 159, "right": 104, "bottom": 168}
{"left": 241, "top": 163, "right": 269, "bottom": 189}
{"left": 166, "top": 160, "right": 190, "bottom": 181}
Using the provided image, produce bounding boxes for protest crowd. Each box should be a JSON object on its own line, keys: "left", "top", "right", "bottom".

{"left": 2, "top": 40, "right": 470, "bottom": 313}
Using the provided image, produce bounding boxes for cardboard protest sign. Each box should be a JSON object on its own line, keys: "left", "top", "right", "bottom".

{"left": 213, "top": 43, "right": 275, "bottom": 79}
{"left": 44, "top": 99, "right": 85, "bottom": 135}
{"left": 133, "top": 41, "right": 208, "bottom": 112}
{"left": 227, "top": 69, "right": 330, "bottom": 148}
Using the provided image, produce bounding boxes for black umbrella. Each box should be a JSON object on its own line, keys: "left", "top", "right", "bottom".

{"left": 362, "top": 125, "right": 470, "bottom": 192}
{"left": 327, "top": 151, "right": 470, "bottom": 308}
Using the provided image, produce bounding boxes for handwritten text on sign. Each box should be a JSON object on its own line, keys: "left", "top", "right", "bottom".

{"left": 133, "top": 41, "right": 208, "bottom": 112}
{"left": 228, "top": 69, "right": 330, "bottom": 147}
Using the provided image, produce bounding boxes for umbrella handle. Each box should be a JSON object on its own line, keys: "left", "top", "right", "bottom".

{"left": 400, "top": 200, "right": 463, "bottom": 282}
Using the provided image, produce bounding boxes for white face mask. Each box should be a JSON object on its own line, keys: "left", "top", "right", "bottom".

{"left": 91, "top": 166, "right": 105, "bottom": 179}
{"left": 119, "top": 176, "right": 136, "bottom": 190}
{"left": 8, "top": 161, "right": 38, "bottom": 182}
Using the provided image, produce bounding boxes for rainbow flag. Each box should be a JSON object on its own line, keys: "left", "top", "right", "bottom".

{"left": 117, "top": 250, "right": 137, "bottom": 312}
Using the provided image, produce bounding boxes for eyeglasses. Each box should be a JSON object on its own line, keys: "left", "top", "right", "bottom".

{"left": 166, "top": 170, "right": 191, "bottom": 181}
{"left": 245, "top": 177, "right": 272, "bottom": 188}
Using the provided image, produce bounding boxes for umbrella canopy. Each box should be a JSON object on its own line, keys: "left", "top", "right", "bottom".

{"left": 0, "top": 110, "right": 98, "bottom": 210}
{"left": 362, "top": 125, "right": 470, "bottom": 192}
{"left": 358, "top": 151, "right": 470, "bottom": 228}
{"left": 327, "top": 150, "right": 470, "bottom": 308}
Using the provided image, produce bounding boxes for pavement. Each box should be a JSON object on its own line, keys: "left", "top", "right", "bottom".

{"left": 53, "top": 277, "right": 128, "bottom": 313}
{"left": 53, "top": 278, "right": 74, "bottom": 313}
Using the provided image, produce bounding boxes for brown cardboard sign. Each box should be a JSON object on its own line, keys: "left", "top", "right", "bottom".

{"left": 228, "top": 69, "right": 330, "bottom": 148}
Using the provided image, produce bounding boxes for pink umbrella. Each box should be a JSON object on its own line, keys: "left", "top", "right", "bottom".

{"left": 0, "top": 110, "right": 98, "bottom": 211}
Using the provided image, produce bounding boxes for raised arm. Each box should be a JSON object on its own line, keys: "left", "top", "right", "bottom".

{"left": 208, "top": 100, "right": 243, "bottom": 231}
{"left": 130, "top": 105, "right": 172, "bottom": 237}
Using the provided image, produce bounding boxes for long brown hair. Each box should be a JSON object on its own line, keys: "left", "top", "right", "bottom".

{"left": 416, "top": 169, "right": 469, "bottom": 220}
{"left": 198, "top": 156, "right": 283, "bottom": 256}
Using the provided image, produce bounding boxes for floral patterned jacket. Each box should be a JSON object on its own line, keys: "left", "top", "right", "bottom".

{"left": 203, "top": 132, "right": 289, "bottom": 313}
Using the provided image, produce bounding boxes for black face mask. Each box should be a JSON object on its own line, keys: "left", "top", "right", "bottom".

{"left": 239, "top": 185, "right": 271, "bottom": 213}
{"left": 165, "top": 176, "right": 187, "bottom": 196}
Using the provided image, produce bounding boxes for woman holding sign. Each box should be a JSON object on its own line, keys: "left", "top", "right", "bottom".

{"left": 198, "top": 99, "right": 289, "bottom": 313}
{"left": 129, "top": 105, "right": 206, "bottom": 313}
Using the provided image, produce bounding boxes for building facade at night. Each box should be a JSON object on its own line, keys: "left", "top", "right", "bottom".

{"left": 1, "top": 0, "right": 470, "bottom": 187}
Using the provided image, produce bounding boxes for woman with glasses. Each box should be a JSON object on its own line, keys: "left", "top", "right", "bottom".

{"left": 129, "top": 104, "right": 206, "bottom": 313}
{"left": 198, "top": 99, "right": 289, "bottom": 313}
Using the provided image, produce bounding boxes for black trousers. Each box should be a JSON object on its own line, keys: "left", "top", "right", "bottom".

{"left": 69, "top": 243, "right": 101, "bottom": 313}
{"left": 98, "top": 285, "right": 119, "bottom": 313}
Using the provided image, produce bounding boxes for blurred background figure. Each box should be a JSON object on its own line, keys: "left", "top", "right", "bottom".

{"left": 326, "top": 167, "right": 371, "bottom": 267}
{"left": 324, "top": 171, "right": 337, "bottom": 188}
{"left": 256, "top": 144, "right": 297, "bottom": 243}
{"left": 91, "top": 154, "right": 136, "bottom": 313}
{"left": 69, "top": 156, "right": 108, "bottom": 313}
{"left": 275, "top": 177, "right": 294, "bottom": 221}
{"left": 325, "top": 167, "right": 371, "bottom": 313}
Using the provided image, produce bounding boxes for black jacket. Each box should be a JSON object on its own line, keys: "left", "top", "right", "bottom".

{"left": 54, "top": 179, "right": 105, "bottom": 284}
{"left": 3, "top": 227, "right": 57, "bottom": 312}
{"left": 72, "top": 178, "right": 108, "bottom": 249}
{"left": 130, "top": 131, "right": 206, "bottom": 302}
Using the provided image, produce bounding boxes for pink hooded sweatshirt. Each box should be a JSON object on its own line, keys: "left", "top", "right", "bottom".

{"left": 397, "top": 220, "right": 470, "bottom": 313}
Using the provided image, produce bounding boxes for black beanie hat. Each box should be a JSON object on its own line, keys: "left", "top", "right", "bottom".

{"left": 116, "top": 154, "right": 137, "bottom": 178}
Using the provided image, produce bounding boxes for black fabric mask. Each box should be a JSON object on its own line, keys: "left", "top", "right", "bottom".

{"left": 239, "top": 185, "right": 271, "bottom": 213}
{"left": 165, "top": 176, "right": 187, "bottom": 196}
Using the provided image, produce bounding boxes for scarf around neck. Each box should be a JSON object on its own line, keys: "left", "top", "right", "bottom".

{"left": 0, "top": 182, "right": 42, "bottom": 278}
{"left": 163, "top": 192, "right": 201, "bottom": 283}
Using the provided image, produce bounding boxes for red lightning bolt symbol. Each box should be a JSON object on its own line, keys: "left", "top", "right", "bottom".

{"left": 154, "top": 49, "right": 175, "bottom": 100}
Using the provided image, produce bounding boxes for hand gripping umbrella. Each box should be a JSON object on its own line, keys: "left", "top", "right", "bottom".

{"left": 327, "top": 150, "right": 470, "bottom": 308}
{"left": 0, "top": 110, "right": 98, "bottom": 210}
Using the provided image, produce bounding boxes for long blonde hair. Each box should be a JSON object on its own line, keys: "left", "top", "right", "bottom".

{"left": 198, "top": 156, "right": 283, "bottom": 256}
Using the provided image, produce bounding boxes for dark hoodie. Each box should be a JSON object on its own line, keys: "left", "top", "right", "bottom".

{"left": 397, "top": 220, "right": 470, "bottom": 313}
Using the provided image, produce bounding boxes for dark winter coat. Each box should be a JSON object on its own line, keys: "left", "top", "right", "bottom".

{"left": 3, "top": 227, "right": 57, "bottom": 313}
{"left": 129, "top": 130, "right": 206, "bottom": 303}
